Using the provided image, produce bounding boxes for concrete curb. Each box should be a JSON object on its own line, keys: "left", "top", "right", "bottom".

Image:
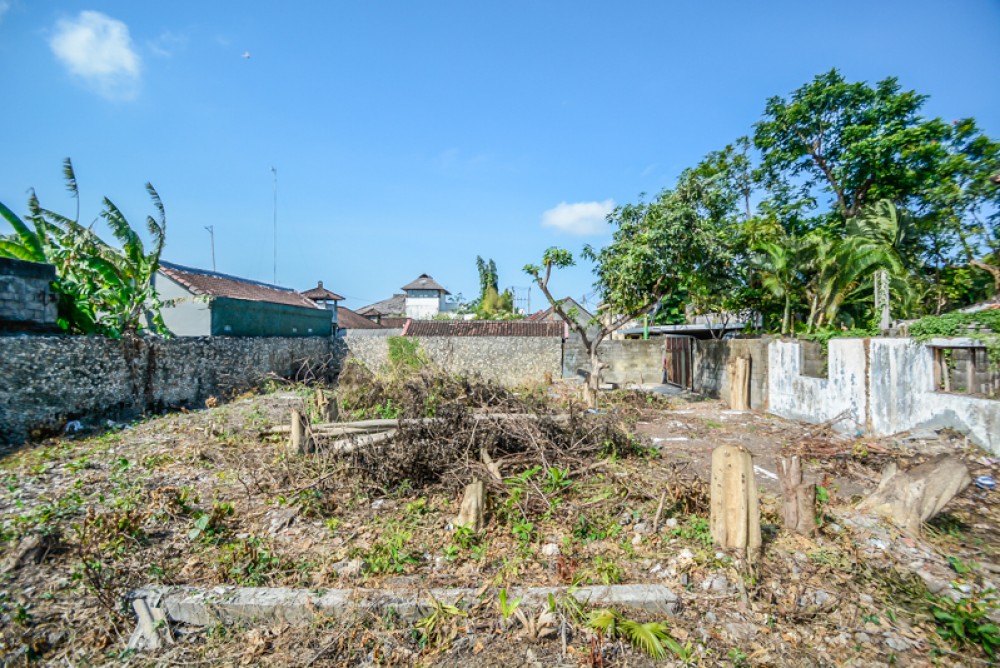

{"left": 131, "top": 583, "right": 677, "bottom": 629}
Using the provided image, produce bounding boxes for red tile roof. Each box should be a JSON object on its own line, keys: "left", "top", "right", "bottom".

{"left": 403, "top": 320, "right": 566, "bottom": 337}
{"left": 159, "top": 261, "right": 319, "bottom": 309}
{"left": 336, "top": 306, "right": 384, "bottom": 330}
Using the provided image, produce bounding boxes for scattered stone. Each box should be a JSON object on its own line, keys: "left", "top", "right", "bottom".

{"left": 541, "top": 543, "right": 560, "bottom": 557}
{"left": 664, "top": 517, "right": 679, "bottom": 529}
{"left": 884, "top": 633, "right": 912, "bottom": 652}
{"left": 854, "top": 632, "right": 871, "bottom": 644}
{"left": 332, "top": 558, "right": 364, "bottom": 578}
{"left": 633, "top": 522, "right": 649, "bottom": 535}
{"left": 631, "top": 534, "right": 643, "bottom": 547}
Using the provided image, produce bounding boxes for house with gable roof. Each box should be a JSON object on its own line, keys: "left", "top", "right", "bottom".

{"left": 358, "top": 273, "right": 458, "bottom": 320}
{"left": 155, "top": 261, "right": 331, "bottom": 337}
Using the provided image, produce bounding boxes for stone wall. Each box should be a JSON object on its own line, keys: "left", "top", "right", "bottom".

{"left": 693, "top": 338, "right": 770, "bottom": 409}
{"left": 0, "top": 335, "right": 335, "bottom": 445}
{"left": 562, "top": 335, "right": 665, "bottom": 384}
{"left": 340, "top": 335, "right": 562, "bottom": 386}
{"left": 0, "top": 258, "right": 58, "bottom": 332}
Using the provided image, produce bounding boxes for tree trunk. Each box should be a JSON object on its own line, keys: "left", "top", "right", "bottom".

{"left": 782, "top": 294, "right": 791, "bottom": 335}
{"left": 583, "top": 344, "right": 607, "bottom": 409}
{"left": 710, "top": 445, "right": 762, "bottom": 559}
{"left": 454, "top": 480, "right": 486, "bottom": 532}
{"left": 778, "top": 456, "right": 816, "bottom": 535}
{"left": 857, "top": 455, "right": 971, "bottom": 535}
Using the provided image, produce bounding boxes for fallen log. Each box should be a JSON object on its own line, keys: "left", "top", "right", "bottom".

{"left": 857, "top": 454, "right": 971, "bottom": 535}
{"left": 319, "top": 429, "right": 399, "bottom": 454}
{"left": 261, "top": 413, "right": 571, "bottom": 436}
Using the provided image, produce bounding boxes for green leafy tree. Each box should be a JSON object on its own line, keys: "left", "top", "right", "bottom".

{"left": 525, "top": 173, "right": 731, "bottom": 406}
{"left": 0, "top": 159, "right": 170, "bottom": 337}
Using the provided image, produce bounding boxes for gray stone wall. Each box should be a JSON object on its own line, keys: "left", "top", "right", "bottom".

{"left": 693, "top": 338, "right": 770, "bottom": 409}
{"left": 0, "top": 258, "right": 58, "bottom": 331}
{"left": 562, "top": 334, "right": 666, "bottom": 385}
{"left": 0, "top": 335, "right": 335, "bottom": 444}
{"left": 340, "top": 335, "right": 562, "bottom": 386}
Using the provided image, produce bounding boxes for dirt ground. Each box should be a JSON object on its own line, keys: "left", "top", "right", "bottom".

{"left": 1, "top": 378, "right": 998, "bottom": 667}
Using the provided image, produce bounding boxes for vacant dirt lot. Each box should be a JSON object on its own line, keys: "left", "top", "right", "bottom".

{"left": 1, "top": 374, "right": 997, "bottom": 666}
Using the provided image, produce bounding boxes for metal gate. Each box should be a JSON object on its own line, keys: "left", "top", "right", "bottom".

{"left": 662, "top": 335, "right": 695, "bottom": 390}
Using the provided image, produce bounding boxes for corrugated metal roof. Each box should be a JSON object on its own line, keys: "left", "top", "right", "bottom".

{"left": 357, "top": 294, "right": 406, "bottom": 317}
{"left": 403, "top": 320, "right": 565, "bottom": 337}
{"left": 158, "top": 261, "right": 319, "bottom": 309}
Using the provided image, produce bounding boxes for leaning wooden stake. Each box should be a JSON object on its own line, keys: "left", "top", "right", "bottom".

{"left": 778, "top": 456, "right": 816, "bottom": 535}
{"left": 710, "top": 445, "right": 762, "bottom": 559}
{"left": 454, "top": 480, "right": 486, "bottom": 532}
{"left": 857, "top": 454, "right": 971, "bottom": 535}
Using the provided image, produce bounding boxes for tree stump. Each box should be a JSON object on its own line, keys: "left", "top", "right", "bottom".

{"left": 314, "top": 388, "right": 338, "bottom": 422}
{"left": 289, "top": 409, "right": 313, "bottom": 455}
{"left": 857, "top": 454, "right": 971, "bottom": 535}
{"left": 710, "top": 445, "right": 762, "bottom": 559}
{"left": 727, "top": 356, "right": 751, "bottom": 410}
{"left": 778, "top": 456, "right": 816, "bottom": 535}
{"left": 454, "top": 480, "right": 486, "bottom": 532}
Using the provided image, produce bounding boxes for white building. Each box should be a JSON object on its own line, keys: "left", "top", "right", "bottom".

{"left": 401, "top": 274, "right": 457, "bottom": 319}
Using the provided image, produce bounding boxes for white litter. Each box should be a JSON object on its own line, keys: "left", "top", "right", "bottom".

{"left": 753, "top": 465, "right": 779, "bottom": 480}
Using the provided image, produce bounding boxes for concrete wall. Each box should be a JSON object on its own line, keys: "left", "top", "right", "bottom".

{"left": 767, "top": 338, "right": 869, "bottom": 434}
{"left": 693, "top": 338, "right": 770, "bottom": 409}
{"left": 767, "top": 337, "right": 1000, "bottom": 455}
{"left": 562, "top": 335, "right": 665, "bottom": 384}
{"left": 0, "top": 335, "right": 335, "bottom": 445}
{"left": 340, "top": 335, "right": 562, "bottom": 386}
{"left": 869, "top": 338, "right": 999, "bottom": 454}
{"left": 0, "top": 257, "right": 58, "bottom": 332}
{"left": 156, "top": 273, "right": 212, "bottom": 336}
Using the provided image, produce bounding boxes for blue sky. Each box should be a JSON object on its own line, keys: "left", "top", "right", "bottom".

{"left": 2, "top": 1, "right": 999, "bottom": 312}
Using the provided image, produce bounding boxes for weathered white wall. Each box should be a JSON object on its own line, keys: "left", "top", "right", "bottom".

{"left": 767, "top": 339, "right": 868, "bottom": 434}
{"left": 405, "top": 296, "right": 441, "bottom": 319}
{"left": 869, "top": 338, "right": 1000, "bottom": 454}
{"left": 156, "top": 273, "right": 211, "bottom": 336}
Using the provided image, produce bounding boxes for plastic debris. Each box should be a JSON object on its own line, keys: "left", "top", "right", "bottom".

{"left": 974, "top": 475, "right": 996, "bottom": 490}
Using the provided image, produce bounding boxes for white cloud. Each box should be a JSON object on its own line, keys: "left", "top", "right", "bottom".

{"left": 541, "top": 199, "right": 615, "bottom": 235}
{"left": 50, "top": 11, "right": 141, "bottom": 100}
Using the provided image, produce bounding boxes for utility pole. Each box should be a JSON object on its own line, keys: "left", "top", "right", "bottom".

{"left": 271, "top": 166, "right": 278, "bottom": 285}
{"left": 204, "top": 225, "right": 215, "bottom": 271}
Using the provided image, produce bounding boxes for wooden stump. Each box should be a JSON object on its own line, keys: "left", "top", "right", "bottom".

{"left": 454, "top": 480, "right": 486, "bottom": 532}
{"left": 314, "top": 388, "right": 338, "bottom": 422}
{"left": 710, "top": 445, "right": 762, "bottom": 558}
{"left": 289, "top": 409, "right": 314, "bottom": 455}
{"left": 778, "top": 456, "right": 816, "bottom": 535}
{"left": 727, "top": 356, "right": 751, "bottom": 410}
{"left": 857, "top": 454, "right": 971, "bottom": 535}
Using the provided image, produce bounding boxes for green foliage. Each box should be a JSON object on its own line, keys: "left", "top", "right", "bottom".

{"left": 414, "top": 596, "right": 467, "bottom": 650}
{"left": 928, "top": 589, "right": 999, "bottom": 659}
{"left": 365, "top": 523, "right": 418, "bottom": 574}
{"left": 670, "top": 516, "right": 712, "bottom": 546}
{"left": 0, "top": 159, "right": 170, "bottom": 337}
{"left": 497, "top": 588, "right": 523, "bottom": 627}
{"left": 909, "top": 310, "right": 1000, "bottom": 363}
{"left": 386, "top": 337, "right": 428, "bottom": 373}
{"left": 586, "top": 608, "right": 690, "bottom": 661}
{"left": 217, "top": 536, "right": 283, "bottom": 586}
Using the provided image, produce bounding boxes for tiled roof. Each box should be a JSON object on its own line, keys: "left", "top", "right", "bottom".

{"left": 401, "top": 273, "right": 450, "bottom": 294}
{"left": 357, "top": 294, "right": 406, "bottom": 317}
{"left": 301, "top": 281, "right": 345, "bottom": 301}
{"left": 336, "top": 306, "right": 384, "bottom": 330}
{"left": 158, "top": 261, "right": 318, "bottom": 309}
{"left": 403, "top": 320, "right": 566, "bottom": 337}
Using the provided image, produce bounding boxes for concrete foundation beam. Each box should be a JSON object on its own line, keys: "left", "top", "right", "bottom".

{"left": 131, "top": 583, "right": 678, "bottom": 629}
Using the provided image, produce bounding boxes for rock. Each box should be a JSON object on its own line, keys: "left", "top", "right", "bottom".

{"left": 541, "top": 543, "right": 560, "bottom": 557}
{"left": 859, "top": 593, "right": 874, "bottom": 606}
{"left": 702, "top": 573, "right": 731, "bottom": 594}
{"left": 267, "top": 507, "right": 299, "bottom": 535}
{"left": 633, "top": 522, "right": 649, "bottom": 535}
{"left": 813, "top": 590, "right": 832, "bottom": 607}
{"left": 333, "top": 558, "right": 364, "bottom": 578}
{"left": 854, "top": 632, "right": 871, "bottom": 644}
{"left": 705, "top": 611, "right": 717, "bottom": 623}
{"left": 631, "top": 534, "right": 643, "bottom": 547}
{"left": 884, "top": 634, "right": 912, "bottom": 652}
{"left": 678, "top": 548, "right": 694, "bottom": 561}
{"left": 664, "top": 517, "right": 679, "bottom": 529}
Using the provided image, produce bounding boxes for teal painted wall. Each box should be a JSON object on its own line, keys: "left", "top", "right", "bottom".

{"left": 210, "top": 298, "right": 332, "bottom": 337}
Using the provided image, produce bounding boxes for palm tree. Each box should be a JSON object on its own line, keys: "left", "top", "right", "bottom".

{"left": 753, "top": 239, "right": 800, "bottom": 334}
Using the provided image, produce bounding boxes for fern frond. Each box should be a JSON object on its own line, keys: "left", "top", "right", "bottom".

{"left": 620, "top": 619, "right": 669, "bottom": 659}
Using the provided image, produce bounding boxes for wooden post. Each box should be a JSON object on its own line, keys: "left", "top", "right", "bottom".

{"left": 932, "top": 348, "right": 942, "bottom": 391}
{"left": 727, "top": 356, "right": 751, "bottom": 410}
{"left": 777, "top": 456, "right": 816, "bottom": 535}
{"left": 710, "top": 445, "right": 762, "bottom": 559}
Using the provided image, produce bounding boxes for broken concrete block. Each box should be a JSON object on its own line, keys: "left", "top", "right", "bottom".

{"left": 710, "top": 445, "right": 762, "bottom": 558}
{"left": 857, "top": 454, "right": 971, "bottom": 534}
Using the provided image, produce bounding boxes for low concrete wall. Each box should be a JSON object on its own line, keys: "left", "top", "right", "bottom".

{"left": 869, "top": 339, "right": 999, "bottom": 454}
{"left": 767, "top": 337, "right": 1000, "bottom": 454}
{"left": 767, "top": 338, "right": 868, "bottom": 434}
{"left": 563, "top": 335, "right": 664, "bottom": 384}
{"left": 341, "top": 335, "right": 561, "bottom": 386}
{"left": 693, "top": 338, "right": 770, "bottom": 409}
{"left": 0, "top": 335, "right": 335, "bottom": 444}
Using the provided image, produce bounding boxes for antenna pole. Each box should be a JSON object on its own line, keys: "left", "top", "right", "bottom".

{"left": 271, "top": 166, "right": 278, "bottom": 284}
{"left": 204, "top": 225, "right": 215, "bottom": 271}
